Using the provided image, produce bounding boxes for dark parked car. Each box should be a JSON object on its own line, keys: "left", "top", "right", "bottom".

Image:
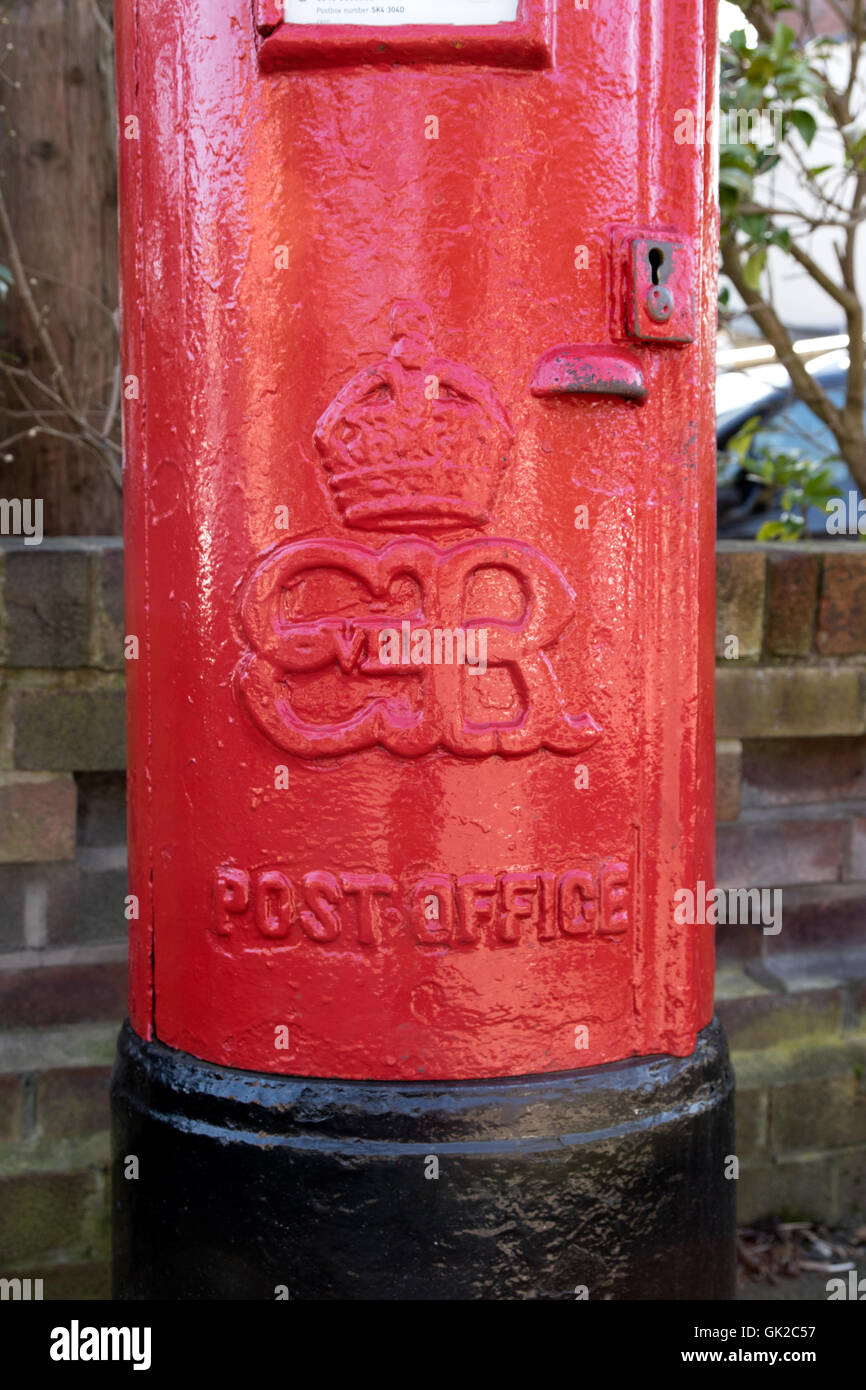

{"left": 716, "top": 349, "right": 862, "bottom": 538}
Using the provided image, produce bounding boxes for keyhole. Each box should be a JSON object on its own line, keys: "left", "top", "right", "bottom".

{"left": 648, "top": 246, "right": 664, "bottom": 285}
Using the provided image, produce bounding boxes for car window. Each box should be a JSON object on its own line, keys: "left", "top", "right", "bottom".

{"left": 716, "top": 368, "right": 791, "bottom": 441}
{"left": 748, "top": 383, "right": 854, "bottom": 488}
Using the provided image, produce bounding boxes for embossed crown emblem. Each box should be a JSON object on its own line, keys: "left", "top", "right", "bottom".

{"left": 314, "top": 299, "right": 514, "bottom": 532}
{"left": 235, "top": 296, "right": 601, "bottom": 761}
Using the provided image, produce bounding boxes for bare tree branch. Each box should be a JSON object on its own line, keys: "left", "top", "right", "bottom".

{"left": 0, "top": 182, "right": 122, "bottom": 489}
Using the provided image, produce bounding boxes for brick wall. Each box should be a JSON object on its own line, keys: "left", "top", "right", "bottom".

{"left": 0, "top": 539, "right": 127, "bottom": 1299}
{"left": 0, "top": 538, "right": 864, "bottom": 1297}
{"left": 716, "top": 541, "right": 866, "bottom": 1226}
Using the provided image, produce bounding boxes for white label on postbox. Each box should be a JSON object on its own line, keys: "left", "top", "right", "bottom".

{"left": 283, "top": 0, "right": 518, "bottom": 23}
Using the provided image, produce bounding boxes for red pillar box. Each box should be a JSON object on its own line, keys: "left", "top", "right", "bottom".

{"left": 112, "top": 0, "right": 734, "bottom": 1300}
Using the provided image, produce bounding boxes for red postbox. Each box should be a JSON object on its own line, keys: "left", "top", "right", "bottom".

{"left": 112, "top": 0, "right": 733, "bottom": 1300}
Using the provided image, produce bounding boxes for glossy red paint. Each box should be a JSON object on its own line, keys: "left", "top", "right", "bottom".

{"left": 116, "top": 0, "right": 718, "bottom": 1080}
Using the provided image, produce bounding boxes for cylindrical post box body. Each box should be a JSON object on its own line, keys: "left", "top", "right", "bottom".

{"left": 112, "top": 0, "right": 734, "bottom": 1299}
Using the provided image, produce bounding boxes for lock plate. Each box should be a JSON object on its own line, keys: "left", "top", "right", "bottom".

{"left": 625, "top": 237, "right": 695, "bottom": 345}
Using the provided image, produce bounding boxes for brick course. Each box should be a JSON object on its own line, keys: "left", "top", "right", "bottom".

{"left": 764, "top": 549, "right": 819, "bottom": 657}
{"left": 716, "top": 546, "right": 766, "bottom": 660}
{"left": 0, "top": 543, "right": 127, "bottom": 1297}
{"left": 0, "top": 774, "right": 76, "bottom": 863}
{"left": 0, "top": 961, "right": 127, "bottom": 1031}
{"left": 715, "top": 739, "right": 742, "bottom": 822}
{"left": 716, "top": 666, "right": 866, "bottom": 739}
{"left": 11, "top": 687, "right": 126, "bottom": 772}
{"left": 818, "top": 551, "right": 866, "bottom": 654}
{"left": 2, "top": 547, "right": 92, "bottom": 669}
{"left": 714, "top": 540, "right": 866, "bottom": 1225}
{"left": 36, "top": 1067, "right": 112, "bottom": 1140}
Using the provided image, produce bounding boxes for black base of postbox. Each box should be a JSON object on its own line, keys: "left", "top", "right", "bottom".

{"left": 111, "top": 1018, "right": 736, "bottom": 1301}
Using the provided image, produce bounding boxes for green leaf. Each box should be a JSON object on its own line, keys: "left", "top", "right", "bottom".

{"left": 777, "top": 69, "right": 824, "bottom": 99}
{"left": 725, "top": 416, "right": 761, "bottom": 462}
{"left": 738, "top": 213, "right": 769, "bottom": 240}
{"left": 719, "top": 165, "right": 754, "bottom": 197}
{"left": 787, "top": 108, "right": 818, "bottom": 145}
{"left": 747, "top": 54, "right": 777, "bottom": 85}
{"left": 718, "top": 143, "right": 756, "bottom": 168}
{"left": 754, "top": 151, "right": 782, "bottom": 175}
{"left": 719, "top": 186, "right": 740, "bottom": 217}
{"left": 772, "top": 22, "right": 795, "bottom": 60}
{"left": 743, "top": 247, "right": 767, "bottom": 290}
{"left": 756, "top": 519, "right": 801, "bottom": 540}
